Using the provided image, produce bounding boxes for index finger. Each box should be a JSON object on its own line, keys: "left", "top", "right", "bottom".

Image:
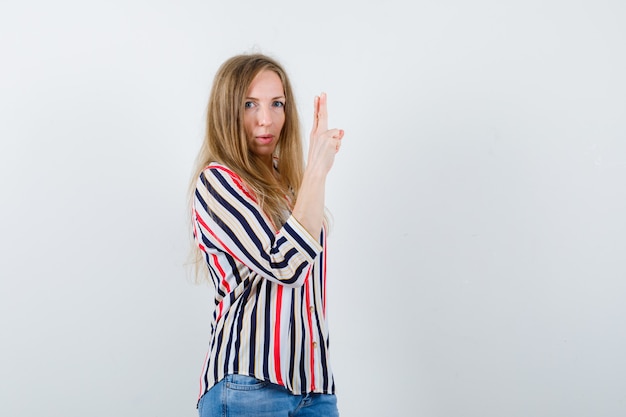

{"left": 317, "top": 92, "right": 328, "bottom": 133}
{"left": 311, "top": 94, "right": 320, "bottom": 134}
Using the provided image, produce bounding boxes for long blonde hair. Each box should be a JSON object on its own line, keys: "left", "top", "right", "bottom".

{"left": 188, "top": 54, "right": 305, "bottom": 277}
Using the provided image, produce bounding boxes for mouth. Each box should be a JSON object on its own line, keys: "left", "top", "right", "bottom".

{"left": 256, "top": 135, "right": 274, "bottom": 144}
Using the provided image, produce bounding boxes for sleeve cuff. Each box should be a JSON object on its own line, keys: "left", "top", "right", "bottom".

{"left": 282, "top": 215, "right": 324, "bottom": 262}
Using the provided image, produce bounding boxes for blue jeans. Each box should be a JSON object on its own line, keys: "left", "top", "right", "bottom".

{"left": 198, "top": 374, "right": 339, "bottom": 417}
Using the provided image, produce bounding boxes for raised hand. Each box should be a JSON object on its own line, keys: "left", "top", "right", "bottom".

{"left": 307, "top": 92, "right": 344, "bottom": 175}
{"left": 292, "top": 92, "right": 344, "bottom": 236}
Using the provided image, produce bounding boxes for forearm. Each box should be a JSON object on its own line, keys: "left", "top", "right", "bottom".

{"left": 292, "top": 167, "right": 327, "bottom": 237}
{"left": 292, "top": 92, "right": 342, "bottom": 236}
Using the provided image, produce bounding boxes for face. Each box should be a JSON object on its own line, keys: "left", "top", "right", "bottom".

{"left": 243, "top": 70, "right": 286, "bottom": 166}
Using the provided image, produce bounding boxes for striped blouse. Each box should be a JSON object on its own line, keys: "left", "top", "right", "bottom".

{"left": 192, "top": 162, "right": 335, "bottom": 400}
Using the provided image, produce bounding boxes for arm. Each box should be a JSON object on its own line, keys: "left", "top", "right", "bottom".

{"left": 193, "top": 164, "right": 323, "bottom": 288}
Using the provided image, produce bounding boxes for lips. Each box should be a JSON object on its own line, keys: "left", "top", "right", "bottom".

{"left": 256, "top": 135, "right": 274, "bottom": 144}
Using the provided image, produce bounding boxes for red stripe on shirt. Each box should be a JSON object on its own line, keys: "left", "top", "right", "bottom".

{"left": 273, "top": 285, "right": 284, "bottom": 386}
{"left": 304, "top": 268, "right": 316, "bottom": 391}
{"left": 207, "top": 165, "right": 281, "bottom": 231}
{"left": 198, "top": 349, "right": 211, "bottom": 399}
{"left": 208, "top": 165, "right": 257, "bottom": 203}
{"left": 211, "top": 253, "right": 230, "bottom": 322}
{"left": 323, "top": 228, "right": 327, "bottom": 317}
{"left": 195, "top": 209, "right": 247, "bottom": 268}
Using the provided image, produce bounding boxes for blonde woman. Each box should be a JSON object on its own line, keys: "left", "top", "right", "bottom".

{"left": 190, "top": 53, "right": 344, "bottom": 416}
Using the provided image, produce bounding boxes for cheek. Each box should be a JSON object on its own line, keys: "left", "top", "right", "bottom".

{"left": 243, "top": 115, "right": 254, "bottom": 136}
{"left": 276, "top": 113, "right": 286, "bottom": 131}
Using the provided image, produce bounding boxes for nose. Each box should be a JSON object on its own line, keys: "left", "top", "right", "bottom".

{"left": 257, "top": 105, "right": 272, "bottom": 126}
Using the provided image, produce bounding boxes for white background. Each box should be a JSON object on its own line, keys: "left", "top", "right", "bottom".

{"left": 1, "top": 1, "right": 625, "bottom": 416}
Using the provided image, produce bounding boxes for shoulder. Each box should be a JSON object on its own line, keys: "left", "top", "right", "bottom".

{"left": 199, "top": 162, "right": 256, "bottom": 202}
{"left": 202, "top": 162, "right": 239, "bottom": 179}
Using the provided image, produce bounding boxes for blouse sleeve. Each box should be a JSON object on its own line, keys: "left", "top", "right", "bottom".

{"left": 192, "top": 165, "right": 323, "bottom": 288}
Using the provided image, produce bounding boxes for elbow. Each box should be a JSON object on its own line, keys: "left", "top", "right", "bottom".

{"left": 270, "top": 263, "right": 312, "bottom": 288}
{"left": 277, "top": 277, "right": 307, "bottom": 289}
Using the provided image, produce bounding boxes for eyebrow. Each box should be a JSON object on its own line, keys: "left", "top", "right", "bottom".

{"left": 245, "top": 95, "right": 286, "bottom": 101}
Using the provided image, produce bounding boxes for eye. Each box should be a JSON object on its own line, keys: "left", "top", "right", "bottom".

{"left": 244, "top": 101, "right": 255, "bottom": 109}
{"left": 272, "top": 101, "right": 285, "bottom": 108}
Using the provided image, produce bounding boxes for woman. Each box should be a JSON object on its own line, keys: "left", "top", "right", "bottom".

{"left": 190, "top": 53, "right": 344, "bottom": 416}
